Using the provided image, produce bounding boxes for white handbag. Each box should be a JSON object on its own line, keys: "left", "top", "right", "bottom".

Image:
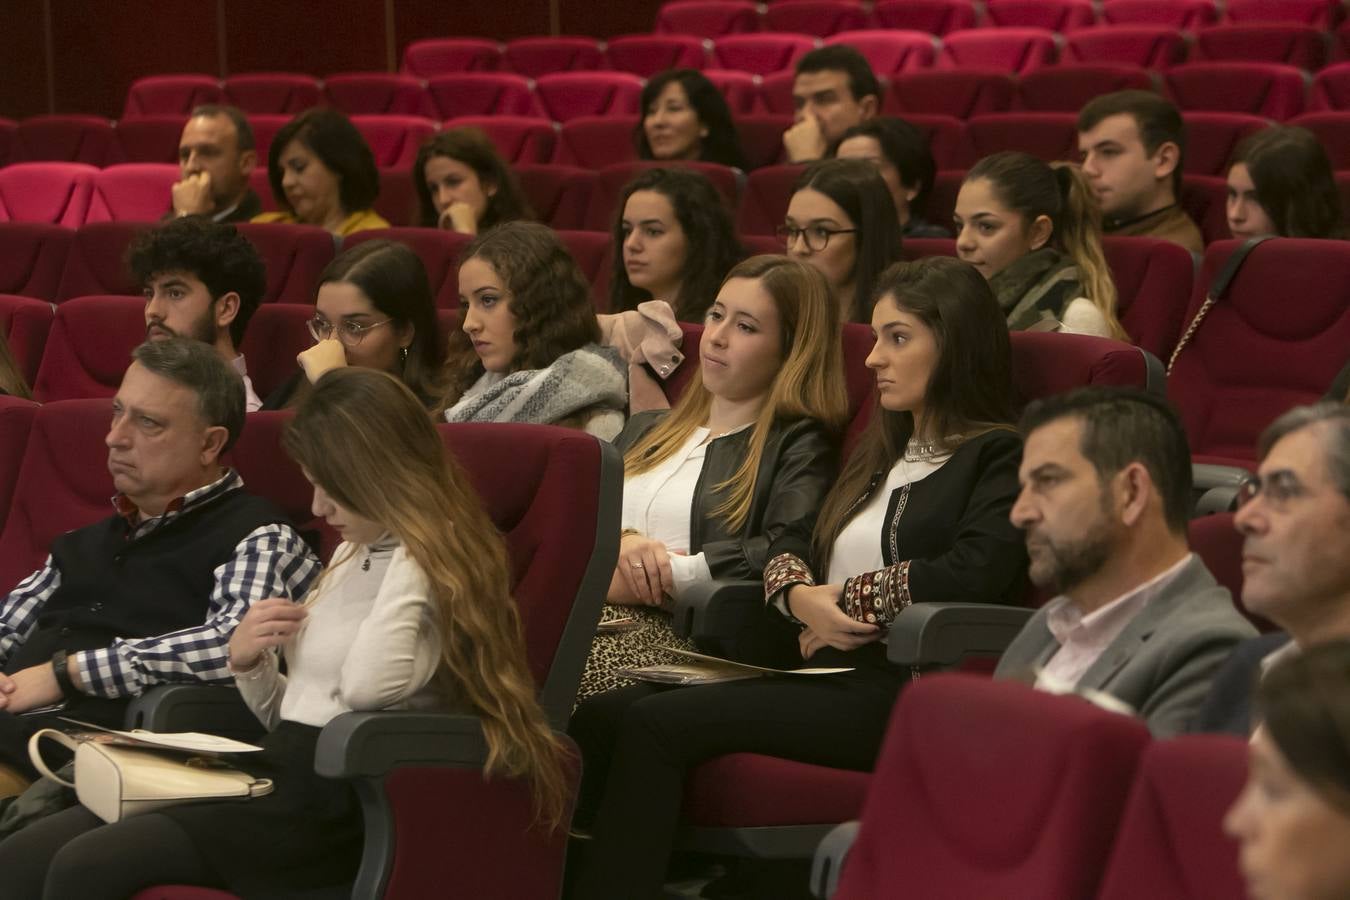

{"left": 28, "top": 728, "right": 274, "bottom": 824}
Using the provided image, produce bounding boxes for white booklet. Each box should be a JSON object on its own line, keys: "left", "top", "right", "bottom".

{"left": 618, "top": 647, "right": 855, "bottom": 686}
{"left": 58, "top": 717, "right": 264, "bottom": 754}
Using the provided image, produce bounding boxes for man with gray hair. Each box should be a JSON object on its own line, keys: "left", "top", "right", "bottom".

{"left": 1193, "top": 402, "right": 1350, "bottom": 734}
{"left": 0, "top": 338, "right": 319, "bottom": 781}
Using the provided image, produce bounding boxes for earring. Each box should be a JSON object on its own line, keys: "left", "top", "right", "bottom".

{"left": 400, "top": 346, "right": 409, "bottom": 364}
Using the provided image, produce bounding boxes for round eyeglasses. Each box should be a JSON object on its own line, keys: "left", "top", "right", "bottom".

{"left": 307, "top": 316, "right": 393, "bottom": 347}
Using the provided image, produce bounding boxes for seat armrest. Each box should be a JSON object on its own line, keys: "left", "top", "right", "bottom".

{"left": 669, "top": 579, "right": 765, "bottom": 655}
{"left": 124, "top": 684, "right": 265, "bottom": 741}
{"left": 886, "top": 603, "right": 1034, "bottom": 669}
{"left": 314, "top": 711, "right": 492, "bottom": 779}
{"left": 1192, "top": 464, "right": 1255, "bottom": 515}
{"left": 811, "top": 820, "right": 860, "bottom": 899}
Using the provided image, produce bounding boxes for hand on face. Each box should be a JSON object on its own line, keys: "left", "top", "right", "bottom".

{"left": 297, "top": 339, "right": 348, "bottom": 384}
{"left": 440, "top": 201, "right": 479, "bottom": 235}
{"left": 783, "top": 116, "right": 827, "bottom": 164}
{"left": 172, "top": 172, "right": 214, "bottom": 217}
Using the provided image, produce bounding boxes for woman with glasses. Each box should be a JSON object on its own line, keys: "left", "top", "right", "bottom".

{"left": 262, "top": 240, "right": 443, "bottom": 410}
{"left": 781, "top": 158, "right": 904, "bottom": 324}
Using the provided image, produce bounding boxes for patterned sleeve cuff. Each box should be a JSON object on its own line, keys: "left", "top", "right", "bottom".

{"left": 841, "top": 560, "right": 913, "bottom": 627}
{"left": 764, "top": 552, "right": 815, "bottom": 623}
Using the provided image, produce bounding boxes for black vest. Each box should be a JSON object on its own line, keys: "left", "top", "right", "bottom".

{"left": 6, "top": 488, "right": 289, "bottom": 673}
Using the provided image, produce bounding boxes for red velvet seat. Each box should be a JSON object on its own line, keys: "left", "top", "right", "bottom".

{"left": 0, "top": 293, "right": 54, "bottom": 386}
{"left": 938, "top": 28, "right": 1058, "bottom": 74}
{"left": 221, "top": 73, "right": 322, "bottom": 115}
{"left": 735, "top": 114, "right": 793, "bottom": 170}
{"left": 604, "top": 34, "right": 710, "bottom": 77}
{"left": 704, "top": 69, "right": 761, "bottom": 114}
{"left": 0, "top": 223, "right": 73, "bottom": 300}
{"left": 984, "top": 0, "right": 1098, "bottom": 30}
{"left": 555, "top": 230, "right": 613, "bottom": 307}
{"left": 1187, "top": 512, "right": 1265, "bottom": 627}
{"left": 235, "top": 304, "right": 316, "bottom": 401}
{"left": 122, "top": 75, "right": 223, "bottom": 118}
{"left": 756, "top": 70, "right": 799, "bottom": 116}
{"left": 324, "top": 72, "right": 430, "bottom": 116}
{"left": 585, "top": 160, "right": 740, "bottom": 231}
{"left": 32, "top": 295, "right": 144, "bottom": 403}
{"left": 400, "top": 38, "right": 503, "bottom": 77}
{"left": 54, "top": 223, "right": 147, "bottom": 301}
{"left": 1177, "top": 174, "right": 1229, "bottom": 244}
{"left": 1166, "top": 63, "right": 1308, "bottom": 120}
{"left": 426, "top": 73, "right": 540, "bottom": 120}
{"left": 233, "top": 222, "right": 336, "bottom": 305}
{"left": 1101, "top": 0, "right": 1217, "bottom": 28}
{"left": 1018, "top": 65, "right": 1157, "bottom": 112}
{"left": 343, "top": 228, "right": 472, "bottom": 309}
{"left": 871, "top": 0, "right": 978, "bottom": 34}
{"left": 967, "top": 112, "right": 1080, "bottom": 162}
{"left": 515, "top": 164, "right": 598, "bottom": 230}
{"left": 822, "top": 30, "right": 937, "bottom": 74}
{"left": 443, "top": 116, "right": 556, "bottom": 165}
{"left": 833, "top": 675, "right": 1152, "bottom": 899}
{"left": 1063, "top": 25, "right": 1188, "bottom": 69}
{"left": 373, "top": 167, "right": 417, "bottom": 228}
{"left": 900, "top": 237, "right": 957, "bottom": 260}
{"left": 1225, "top": 0, "right": 1340, "bottom": 27}
{"left": 713, "top": 33, "right": 819, "bottom": 75}
{"left": 503, "top": 36, "right": 605, "bottom": 78}
{"left": 902, "top": 113, "right": 972, "bottom": 169}
{"left": 1183, "top": 113, "right": 1270, "bottom": 176}
{"left": 1310, "top": 62, "right": 1350, "bottom": 110}
{"left": 0, "top": 395, "right": 38, "bottom": 537}
{"left": 11, "top": 116, "right": 118, "bottom": 166}
{"left": 764, "top": 1, "right": 868, "bottom": 36}
{"left": 115, "top": 115, "right": 188, "bottom": 164}
{"left": 553, "top": 116, "right": 638, "bottom": 169}
{"left": 924, "top": 168, "right": 965, "bottom": 226}
{"left": 655, "top": 0, "right": 761, "bottom": 37}
{"left": 736, "top": 163, "right": 807, "bottom": 236}
{"left": 533, "top": 72, "right": 645, "bottom": 123}
{"left": 85, "top": 164, "right": 178, "bottom": 224}
{"left": 1102, "top": 235, "right": 1196, "bottom": 361}
{"left": 1191, "top": 23, "right": 1329, "bottom": 70}
{"left": 885, "top": 70, "right": 1015, "bottom": 118}
{"left": 1288, "top": 111, "right": 1350, "bottom": 167}
{"left": 0, "top": 118, "right": 13, "bottom": 167}
{"left": 1097, "top": 736, "right": 1248, "bottom": 900}
{"left": 243, "top": 113, "right": 292, "bottom": 165}
{"left": 350, "top": 115, "right": 437, "bottom": 168}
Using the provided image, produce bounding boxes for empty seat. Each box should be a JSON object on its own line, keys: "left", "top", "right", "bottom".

{"left": 515, "top": 164, "right": 598, "bottom": 230}
{"left": 1166, "top": 63, "right": 1307, "bottom": 120}
{"left": 1191, "top": 23, "right": 1328, "bottom": 70}
{"left": 0, "top": 164, "right": 96, "bottom": 227}
{"left": 1102, "top": 235, "right": 1196, "bottom": 360}
{"left": 604, "top": 35, "right": 709, "bottom": 77}
{"left": 350, "top": 115, "right": 438, "bottom": 168}
{"left": 704, "top": 69, "right": 761, "bottom": 114}
{"left": 1180, "top": 174, "right": 1232, "bottom": 244}
{"left": 757, "top": 70, "right": 799, "bottom": 116}
{"left": 736, "top": 163, "right": 807, "bottom": 235}
{"left": 1311, "top": 62, "right": 1350, "bottom": 110}
{"left": 222, "top": 73, "right": 323, "bottom": 114}
{"left": 425, "top": 73, "right": 540, "bottom": 120}
{"left": 923, "top": 169, "right": 965, "bottom": 229}
{"left": 0, "top": 294, "right": 55, "bottom": 387}
{"left": 763, "top": 1, "right": 868, "bottom": 36}
{"left": 373, "top": 167, "right": 417, "bottom": 228}
{"left": 967, "top": 112, "right": 1080, "bottom": 162}
{"left": 885, "top": 70, "right": 1016, "bottom": 118}
{"left": 401, "top": 38, "right": 502, "bottom": 77}
{"left": 32, "top": 295, "right": 145, "bottom": 402}
{"left": 234, "top": 303, "right": 315, "bottom": 399}
{"left": 1063, "top": 26, "right": 1187, "bottom": 69}
{"left": 123, "top": 74, "right": 223, "bottom": 118}
{"left": 984, "top": 0, "right": 1098, "bottom": 30}
{"left": 654, "top": 0, "right": 761, "bottom": 37}
{"left": 445, "top": 116, "right": 557, "bottom": 164}
{"left": 233, "top": 222, "right": 337, "bottom": 305}
{"left": 246, "top": 113, "right": 294, "bottom": 165}
{"left": 533, "top": 72, "right": 645, "bottom": 123}
{"left": 344, "top": 228, "right": 473, "bottom": 309}
{"left": 0, "top": 395, "right": 37, "bottom": 537}
{"left": 1183, "top": 113, "right": 1271, "bottom": 176}
{"left": 901, "top": 113, "right": 971, "bottom": 169}
{"left": 115, "top": 115, "right": 187, "bottom": 164}
{"left": 713, "top": 33, "right": 818, "bottom": 75}
{"left": 1225, "top": 0, "right": 1340, "bottom": 26}
{"left": 86, "top": 164, "right": 178, "bottom": 224}
{"left": 938, "top": 28, "right": 1058, "bottom": 74}
{"left": 823, "top": 30, "right": 938, "bottom": 74}
{"left": 1289, "top": 111, "right": 1350, "bottom": 168}
{"left": 55, "top": 222, "right": 147, "bottom": 300}
{"left": 1018, "top": 65, "right": 1156, "bottom": 112}
{"left": 585, "top": 161, "right": 740, "bottom": 231}
{"left": 1101, "top": 0, "right": 1218, "bottom": 28}
{"left": 0, "top": 223, "right": 73, "bottom": 300}
{"left": 735, "top": 114, "right": 793, "bottom": 169}
{"left": 555, "top": 230, "right": 613, "bottom": 305}
{"left": 10, "top": 116, "right": 118, "bottom": 166}
{"left": 871, "top": 0, "right": 978, "bottom": 34}
{"left": 503, "top": 36, "right": 605, "bottom": 78}
{"left": 324, "top": 72, "right": 430, "bottom": 115}
{"left": 553, "top": 117, "right": 639, "bottom": 169}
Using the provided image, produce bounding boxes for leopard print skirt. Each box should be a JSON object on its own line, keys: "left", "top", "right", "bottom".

{"left": 574, "top": 604, "right": 697, "bottom": 703}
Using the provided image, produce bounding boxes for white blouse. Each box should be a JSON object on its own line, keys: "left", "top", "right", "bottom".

{"left": 825, "top": 454, "right": 948, "bottom": 586}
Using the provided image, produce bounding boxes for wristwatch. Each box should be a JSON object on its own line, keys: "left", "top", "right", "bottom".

{"left": 50, "top": 650, "right": 78, "bottom": 700}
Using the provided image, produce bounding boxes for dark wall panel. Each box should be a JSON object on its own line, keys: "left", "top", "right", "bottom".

{"left": 224, "top": 0, "right": 386, "bottom": 75}
{"left": 392, "top": 0, "right": 552, "bottom": 48}
{"left": 559, "top": 0, "right": 663, "bottom": 39}
{"left": 0, "top": 0, "right": 50, "bottom": 120}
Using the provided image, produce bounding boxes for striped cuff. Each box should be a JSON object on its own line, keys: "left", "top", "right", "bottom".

{"left": 841, "top": 560, "right": 913, "bottom": 627}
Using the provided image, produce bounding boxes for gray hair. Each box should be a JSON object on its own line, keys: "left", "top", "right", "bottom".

{"left": 1259, "top": 402, "right": 1350, "bottom": 500}
{"left": 131, "top": 338, "right": 245, "bottom": 452}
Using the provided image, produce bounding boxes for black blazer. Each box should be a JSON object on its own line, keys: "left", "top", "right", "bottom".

{"left": 617, "top": 411, "right": 839, "bottom": 582}
{"left": 1190, "top": 631, "right": 1292, "bottom": 736}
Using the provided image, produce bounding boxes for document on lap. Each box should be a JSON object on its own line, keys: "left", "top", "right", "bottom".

{"left": 618, "top": 647, "right": 854, "bottom": 685}
{"left": 57, "top": 717, "right": 264, "bottom": 755}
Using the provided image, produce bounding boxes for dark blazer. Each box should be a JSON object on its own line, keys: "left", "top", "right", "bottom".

{"left": 1190, "top": 631, "right": 1292, "bottom": 736}
{"left": 616, "top": 411, "right": 839, "bottom": 582}
{"left": 161, "top": 189, "right": 264, "bottom": 225}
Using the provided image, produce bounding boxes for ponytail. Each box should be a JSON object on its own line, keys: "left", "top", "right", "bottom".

{"left": 1050, "top": 162, "right": 1126, "bottom": 340}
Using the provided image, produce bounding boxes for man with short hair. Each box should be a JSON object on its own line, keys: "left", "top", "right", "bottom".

{"left": 1077, "top": 91, "right": 1204, "bottom": 254}
{"left": 170, "top": 104, "right": 261, "bottom": 223}
{"left": 783, "top": 45, "right": 882, "bottom": 164}
{"left": 0, "top": 339, "right": 319, "bottom": 777}
{"left": 996, "top": 388, "right": 1256, "bottom": 737}
{"left": 128, "top": 217, "right": 267, "bottom": 411}
{"left": 1192, "top": 403, "right": 1350, "bottom": 734}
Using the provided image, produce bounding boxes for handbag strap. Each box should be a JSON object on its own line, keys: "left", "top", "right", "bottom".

{"left": 27, "top": 729, "right": 79, "bottom": 788}
{"left": 1167, "top": 236, "right": 1273, "bottom": 374}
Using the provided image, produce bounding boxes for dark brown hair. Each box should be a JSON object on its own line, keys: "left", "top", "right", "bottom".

{"left": 267, "top": 107, "right": 379, "bottom": 217}
{"left": 413, "top": 128, "right": 533, "bottom": 230}
{"left": 1230, "top": 126, "right": 1343, "bottom": 239}
{"left": 1258, "top": 640, "right": 1350, "bottom": 817}
{"left": 1077, "top": 90, "right": 1186, "bottom": 197}
{"left": 635, "top": 69, "right": 749, "bottom": 170}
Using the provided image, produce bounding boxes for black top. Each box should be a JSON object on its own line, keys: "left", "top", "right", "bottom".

{"left": 161, "top": 189, "right": 264, "bottom": 226}
{"left": 1190, "top": 631, "right": 1292, "bottom": 736}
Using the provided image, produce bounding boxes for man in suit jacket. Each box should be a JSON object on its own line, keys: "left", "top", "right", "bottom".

{"left": 994, "top": 388, "right": 1256, "bottom": 737}
{"left": 167, "top": 105, "right": 263, "bottom": 224}
{"left": 1191, "top": 402, "right": 1350, "bottom": 734}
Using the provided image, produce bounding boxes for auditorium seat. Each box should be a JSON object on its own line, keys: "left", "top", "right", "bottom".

{"left": 654, "top": 0, "right": 762, "bottom": 37}
{"left": 445, "top": 116, "right": 557, "bottom": 165}
{"left": 516, "top": 164, "right": 598, "bottom": 230}
{"left": 822, "top": 30, "right": 938, "bottom": 74}
{"left": 703, "top": 69, "right": 761, "bottom": 114}
{"left": 0, "top": 395, "right": 37, "bottom": 537}
{"left": 584, "top": 161, "right": 740, "bottom": 231}
{"left": 235, "top": 304, "right": 316, "bottom": 400}
{"left": 1183, "top": 113, "right": 1271, "bottom": 176}
{"left": 324, "top": 72, "right": 430, "bottom": 116}
{"left": 871, "top": 0, "right": 978, "bottom": 34}
{"left": 1187, "top": 512, "right": 1258, "bottom": 624}
{"left": 503, "top": 36, "right": 605, "bottom": 78}
{"left": 0, "top": 294, "right": 54, "bottom": 387}
{"left": 0, "top": 164, "right": 94, "bottom": 228}
{"left": 1165, "top": 63, "right": 1308, "bottom": 120}
{"left": 604, "top": 34, "right": 710, "bottom": 77}
{"left": 884, "top": 70, "right": 1015, "bottom": 118}
{"left": 553, "top": 116, "right": 639, "bottom": 169}
{"left": 85, "top": 164, "right": 178, "bottom": 224}
{"left": 1191, "top": 23, "right": 1328, "bottom": 70}
{"left": 1096, "top": 736, "right": 1248, "bottom": 900}
{"left": 251, "top": 167, "right": 277, "bottom": 207}
{"left": 400, "top": 38, "right": 503, "bottom": 77}
{"left": 555, "top": 230, "right": 613, "bottom": 306}
{"left": 244, "top": 113, "right": 292, "bottom": 165}
{"left": 1102, "top": 235, "right": 1196, "bottom": 361}
{"left": 735, "top": 114, "right": 792, "bottom": 169}
{"left": 0, "top": 118, "right": 12, "bottom": 166}
{"left": 736, "top": 163, "right": 807, "bottom": 235}
{"left": 757, "top": 70, "right": 798, "bottom": 115}
{"left": 54, "top": 223, "right": 145, "bottom": 300}
{"left": 763, "top": 1, "right": 868, "bottom": 36}
{"left": 1310, "top": 62, "right": 1350, "bottom": 111}
{"left": 344, "top": 228, "right": 472, "bottom": 309}
{"left": 1180, "top": 174, "right": 1232, "bottom": 244}
{"left": 1017, "top": 65, "right": 1157, "bottom": 112}
{"left": 122, "top": 74, "right": 224, "bottom": 118}
{"left": 900, "top": 237, "right": 957, "bottom": 259}
{"left": 32, "top": 295, "right": 144, "bottom": 403}
{"left": 0, "top": 223, "right": 73, "bottom": 300}
{"left": 713, "top": 33, "right": 819, "bottom": 75}
{"left": 903, "top": 114, "right": 972, "bottom": 168}
{"left": 373, "top": 168, "right": 418, "bottom": 229}
{"left": 115, "top": 115, "right": 187, "bottom": 164}
{"left": 426, "top": 73, "right": 540, "bottom": 120}
{"left": 10, "top": 116, "right": 119, "bottom": 166}
{"left": 233, "top": 223, "right": 337, "bottom": 305}
{"left": 1062, "top": 26, "right": 1187, "bottom": 69}
{"left": 221, "top": 73, "right": 323, "bottom": 115}
{"left": 967, "top": 112, "right": 1080, "bottom": 162}
{"left": 937, "top": 28, "right": 1058, "bottom": 74}
{"left": 983, "top": 0, "right": 1098, "bottom": 30}
{"left": 533, "top": 72, "right": 645, "bottom": 123}
{"left": 350, "top": 116, "right": 437, "bottom": 168}
{"left": 924, "top": 169, "right": 965, "bottom": 226}
{"left": 1100, "top": 0, "right": 1218, "bottom": 28}
{"left": 1225, "top": 0, "right": 1340, "bottom": 27}
{"left": 1288, "top": 111, "right": 1350, "bottom": 167}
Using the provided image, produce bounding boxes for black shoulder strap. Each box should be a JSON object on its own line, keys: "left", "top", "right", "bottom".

{"left": 1209, "top": 236, "right": 1274, "bottom": 299}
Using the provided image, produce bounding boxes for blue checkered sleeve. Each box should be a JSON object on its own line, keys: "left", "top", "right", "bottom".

{"left": 73, "top": 525, "right": 322, "bottom": 697}
{"left": 0, "top": 557, "right": 61, "bottom": 668}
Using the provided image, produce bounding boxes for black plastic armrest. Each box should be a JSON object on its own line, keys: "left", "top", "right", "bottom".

{"left": 886, "top": 603, "right": 1034, "bottom": 669}
{"left": 314, "top": 711, "right": 492, "bottom": 779}
{"left": 124, "top": 684, "right": 265, "bottom": 740}
{"left": 669, "top": 579, "right": 764, "bottom": 644}
{"left": 811, "top": 820, "right": 860, "bottom": 899}
{"left": 1192, "top": 464, "right": 1255, "bottom": 515}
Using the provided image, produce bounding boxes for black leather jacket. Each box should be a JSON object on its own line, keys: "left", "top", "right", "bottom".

{"left": 617, "top": 411, "right": 839, "bottom": 582}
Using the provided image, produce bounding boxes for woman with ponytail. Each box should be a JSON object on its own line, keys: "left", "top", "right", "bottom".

{"left": 954, "top": 151, "right": 1125, "bottom": 339}
{"left": 0, "top": 368, "right": 569, "bottom": 900}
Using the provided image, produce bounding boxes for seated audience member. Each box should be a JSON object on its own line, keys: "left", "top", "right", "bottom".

{"left": 1077, "top": 91, "right": 1204, "bottom": 254}
{"left": 129, "top": 218, "right": 267, "bottom": 411}
{"left": 956, "top": 152, "right": 1125, "bottom": 338}
{"left": 0, "top": 326, "right": 30, "bottom": 399}
{"left": 577, "top": 256, "right": 849, "bottom": 701}
{"left": 251, "top": 107, "right": 390, "bottom": 236}
{"left": 413, "top": 128, "right": 533, "bottom": 235}
{"left": 169, "top": 105, "right": 261, "bottom": 223}
{"left": 1225, "top": 642, "right": 1350, "bottom": 900}
{"left": 0, "top": 338, "right": 320, "bottom": 784}
{"left": 263, "top": 240, "right": 443, "bottom": 410}
{"left": 783, "top": 46, "right": 881, "bottom": 164}
{"left": 996, "top": 388, "right": 1257, "bottom": 737}
{"left": 636, "top": 69, "right": 749, "bottom": 171}
{"left": 1192, "top": 403, "right": 1350, "bottom": 735}
{"left": 0, "top": 368, "right": 568, "bottom": 900}
{"left": 1226, "top": 126, "right": 1344, "bottom": 240}
{"left": 440, "top": 222, "right": 627, "bottom": 438}
{"left": 610, "top": 167, "right": 743, "bottom": 322}
{"left": 568, "top": 258, "right": 1028, "bottom": 899}
{"left": 834, "top": 117, "right": 948, "bottom": 238}
{"left": 782, "top": 158, "right": 904, "bottom": 324}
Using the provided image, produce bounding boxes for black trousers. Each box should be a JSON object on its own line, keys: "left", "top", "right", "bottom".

{"left": 567, "top": 646, "right": 904, "bottom": 900}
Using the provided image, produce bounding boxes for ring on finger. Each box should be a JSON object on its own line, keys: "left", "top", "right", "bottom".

{"left": 631, "top": 561, "right": 645, "bottom": 569}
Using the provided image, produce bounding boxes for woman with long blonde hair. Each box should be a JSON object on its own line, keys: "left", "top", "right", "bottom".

{"left": 0, "top": 368, "right": 568, "bottom": 899}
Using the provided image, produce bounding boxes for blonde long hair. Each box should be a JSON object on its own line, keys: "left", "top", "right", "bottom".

{"left": 283, "top": 368, "right": 570, "bottom": 829}
{"left": 624, "top": 256, "right": 849, "bottom": 532}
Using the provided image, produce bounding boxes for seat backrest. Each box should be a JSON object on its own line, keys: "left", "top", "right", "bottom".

{"left": 1310, "top": 62, "right": 1350, "bottom": 111}
{"left": 836, "top": 674, "right": 1152, "bottom": 900}
{"left": 0, "top": 222, "right": 72, "bottom": 300}
{"left": 55, "top": 222, "right": 148, "bottom": 301}
{"left": 556, "top": 230, "right": 617, "bottom": 308}
{"left": 401, "top": 38, "right": 503, "bottom": 77}
{"left": 886, "top": 70, "right": 1016, "bottom": 118}
{"left": 1226, "top": 0, "right": 1340, "bottom": 25}
{"left": 1180, "top": 174, "right": 1232, "bottom": 244}
{"left": 1192, "top": 22, "right": 1328, "bottom": 69}
{"left": 222, "top": 73, "right": 323, "bottom": 114}
{"left": 233, "top": 222, "right": 336, "bottom": 305}
{"left": 324, "top": 72, "right": 430, "bottom": 116}
{"left": 902, "top": 113, "right": 972, "bottom": 169}
{"left": 86, "top": 164, "right": 180, "bottom": 224}
{"left": 350, "top": 115, "right": 438, "bottom": 168}
{"left": 655, "top": 0, "right": 762, "bottom": 37}
{"left": 605, "top": 35, "right": 710, "bottom": 77}
{"left": 1166, "top": 62, "right": 1308, "bottom": 119}
{"left": 553, "top": 116, "right": 639, "bottom": 169}
{"left": 246, "top": 113, "right": 296, "bottom": 167}
{"left": 713, "top": 33, "right": 819, "bottom": 75}
{"left": 115, "top": 115, "right": 188, "bottom": 164}
{"left": 343, "top": 227, "right": 472, "bottom": 309}
{"left": 503, "top": 36, "right": 606, "bottom": 79}
{"left": 11, "top": 116, "right": 119, "bottom": 166}
{"left": 1101, "top": 0, "right": 1218, "bottom": 28}
{"left": 1011, "top": 331, "right": 1159, "bottom": 406}
{"left": 425, "top": 73, "right": 540, "bottom": 120}
{"left": 0, "top": 395, "right": 38, "bottom": 536}
{"left": 967, "top": 112, "right": 1081, "bottom": 162}
{"left": 872, "top": 0, "right": 978, "bottom": 33}
{"left": 764, "top": 2, "right": 869, "bottom": 37}
{"left": 703, "top": 68, "right": 760, "bottom": 114}
{"left": 33, "top": 295, "right": 144, "bottom": 402}
{"left": 1183, "top": 112, "right": 1271, "bottom": 176}
{"left": 734, "top": 113, "right": 793, "bottom": 169}
{"left": 1102, "top": 235, "right": 1196, "bottom": 360}
{"left": 1063, "top": 25, "right": 1188, "bottom": 68}
{"left": 985, "top": 0, "right": 1098, "bottom": 30}
{"left": 123, "top": 74, "right": 223, "bottom": 117}
{"left": 444, "top": 116, "right": 557, "bottom": 165}
{"left": 1097, "top": 735, "right": 1248, "bottom": 900}
{"left": 938, "top": 28, "right": 1059, "bottom": 74}
{"left": 1288, "top": 111, "right": 1350, "bottom": 167}
{"left": 823, "top": 30, "right": 938, "bottom": 74}
{"left": 0, "top": 293, "right": 55, "bottom": 385}
{"left": 515, "top": 164, "right": 598, "bottom": 230}
{"left": 586, "top": 160, "right": 740, "bottom": 231}
{"left": 236, "top": 304, "right": 315, "bottom": 400}
{"left": 0, "top": 163, "right": 97, "bottom": 227}
{"left": 1187, "top": 511, "right": 1272, "bottom": 629}
{"left": 1017, "top": 64, "right": 1156, "bottom": 112}
{"left": 533, "top": 72, "right": 646, "bottom": 123}
{"left": 372, "top": 167, "right": 417, "bottom": 229}
{"left": 736, "top": 163, "right": 807, "bottom": 236}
